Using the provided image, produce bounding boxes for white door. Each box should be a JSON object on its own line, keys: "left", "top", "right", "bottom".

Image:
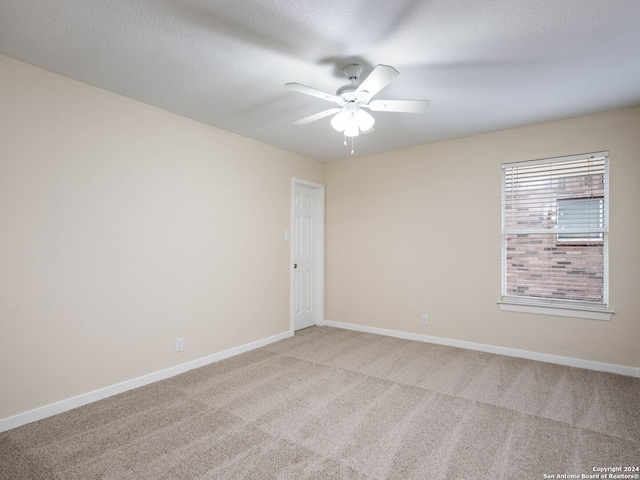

{"left": 292, "top": 181, "right": 323, "bottom": 331}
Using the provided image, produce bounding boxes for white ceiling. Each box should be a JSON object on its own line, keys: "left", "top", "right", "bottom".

{"left": 2, "top": 1, "right": 640, "bottom": 162}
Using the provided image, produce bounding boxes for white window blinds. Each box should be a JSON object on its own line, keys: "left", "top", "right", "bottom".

{"left": 501, "top": 152, "right": 609, "bottom": 309}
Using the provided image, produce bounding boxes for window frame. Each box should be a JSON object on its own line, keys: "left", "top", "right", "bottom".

{"left": 499, "top": 151, "right": 613, "bottom": 321}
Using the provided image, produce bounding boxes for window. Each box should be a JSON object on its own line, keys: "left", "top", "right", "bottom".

{"left": 500, "top": 152, "right": 612, "bottom": 320}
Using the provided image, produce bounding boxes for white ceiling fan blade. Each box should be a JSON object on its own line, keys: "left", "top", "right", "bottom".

{"left": 355, "top": 65, "right": 399, "bottom": 98}
{"left": 293, "top": 107, "right": 342, "bottom": 126}
{"left": 284, "top": 83, "right": 342, "bottom": 104}
{"left": 367, "top": 99, "right": 431, "bottom": 113}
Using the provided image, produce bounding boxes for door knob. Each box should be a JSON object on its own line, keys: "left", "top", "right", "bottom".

{"left": 294, "top": 264, "right": 297, "bottom": 269}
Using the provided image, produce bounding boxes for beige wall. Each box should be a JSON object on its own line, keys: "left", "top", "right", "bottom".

{"left": 324, "top": 106, "right": 640, "bottom": 368}
{"left": 0, "top": 55, "right": 323, "bottom": 419}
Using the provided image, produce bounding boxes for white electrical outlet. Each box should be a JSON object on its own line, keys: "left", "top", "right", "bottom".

{"left": 421, "top": 314, "right": 428, "bottom": 325}
{"left": 175, "top": 337, "right": 184, "bottom": 352}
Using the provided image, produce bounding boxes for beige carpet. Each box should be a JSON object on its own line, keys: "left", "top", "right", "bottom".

{"left": 1, "top": 326, "right": 639, "bottom": 479}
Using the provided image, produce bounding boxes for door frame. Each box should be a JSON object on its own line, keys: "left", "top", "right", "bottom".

{"left": 290, "top": 178, "right": 325, "bottom": 333}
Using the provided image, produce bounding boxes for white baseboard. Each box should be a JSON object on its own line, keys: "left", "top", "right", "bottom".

{"left": 323, "top": 320, "right": 640, "bottom": 378}
{"left": 0, "top": 330, "right": 293, "bottom": 433}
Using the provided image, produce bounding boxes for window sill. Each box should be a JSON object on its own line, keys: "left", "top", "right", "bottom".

{"left": 498, "top": 300, "right": 614, "bottom": 321}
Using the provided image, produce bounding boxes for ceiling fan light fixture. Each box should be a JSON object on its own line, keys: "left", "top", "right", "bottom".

{"left": 332, "top": 107, "right": 374, "bottom": 137}
{"left": 355, "top": 109, "right": 375, "bottom": 132}
{"left": 330, "top": 110, "right": 348, "bottom": 132}
{"left": 343, "top": 117, "right": 360, "bottom": 137}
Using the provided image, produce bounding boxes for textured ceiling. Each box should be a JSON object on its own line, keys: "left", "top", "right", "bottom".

{"left": 1, "top": 0, "right": 640, "bottom": 161}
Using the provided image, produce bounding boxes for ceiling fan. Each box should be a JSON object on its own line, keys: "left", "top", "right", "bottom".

{"left": 285, "top": 64, "right": 430, "bottom": 138}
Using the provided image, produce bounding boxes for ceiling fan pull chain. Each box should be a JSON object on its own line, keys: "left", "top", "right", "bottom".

{"left": 344, "top": 135, "right": 347, "bottom": 146}
{"left": 351, "top": 136, "right": 354, "bottom": 155}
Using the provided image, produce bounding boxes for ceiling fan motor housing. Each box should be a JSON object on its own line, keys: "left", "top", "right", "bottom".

{"left": 337, "top": 65, "right": 372, "bottom": 104}
{"left": 336, "top": 84, "right": 357, "bottom": 102}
